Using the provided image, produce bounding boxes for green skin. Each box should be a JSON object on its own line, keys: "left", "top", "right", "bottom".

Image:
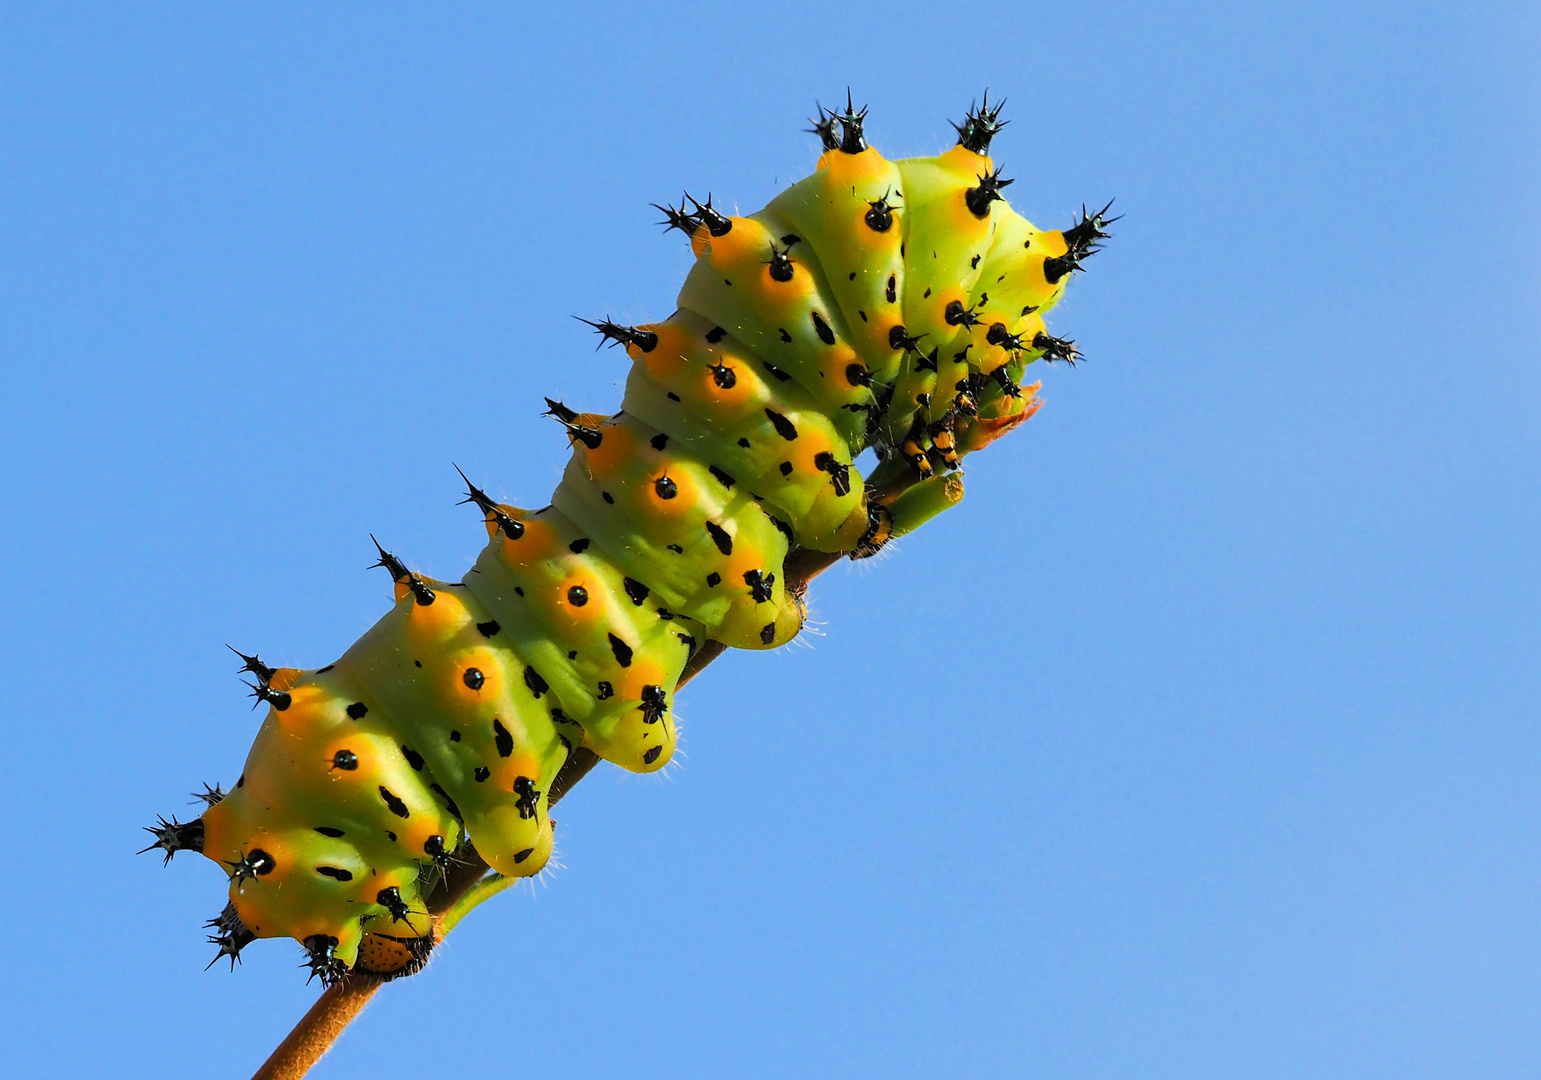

{"left": 766, "top": 151, "right": 908, "bottom": 385}
{"left": 184, "top": 119, "right": 1083, "bottom": 977}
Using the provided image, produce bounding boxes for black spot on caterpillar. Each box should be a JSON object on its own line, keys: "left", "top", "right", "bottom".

{"left": 608, "top": 634, "right": 633, "bottom": 667}
{"left": 811, "top": 311, "right": 836, "bottom": 345}
{"left": 378, "top": 787, "right": 410, "bottom": 819}
{"left": 523, "top": 667, "right": 549, "bottom": 698}
{"left": 764, "top": 409, "right": 798, "bottom": 440}
{"left": 705, "top": 521, "right": 733, "bottom": 555}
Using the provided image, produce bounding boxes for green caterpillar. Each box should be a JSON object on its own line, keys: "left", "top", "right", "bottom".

{"left": 142, "top": 93, "right": 1111, "bottom": 986}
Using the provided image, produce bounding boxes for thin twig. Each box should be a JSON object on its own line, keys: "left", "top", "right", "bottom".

{"left": 250, "top": 977, "right": 382, "bottom": 1080}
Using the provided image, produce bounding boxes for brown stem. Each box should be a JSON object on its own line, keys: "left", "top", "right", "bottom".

{"left": 249, "top": 483, "right": 903, "bottom": 1078}
{"left": 250, "top": 977, "right": 383, "bottom": 1080}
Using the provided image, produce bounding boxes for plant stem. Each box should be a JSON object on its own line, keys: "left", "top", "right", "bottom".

{"left": 250, "top": 978, "right": 381, "bottom": 1080}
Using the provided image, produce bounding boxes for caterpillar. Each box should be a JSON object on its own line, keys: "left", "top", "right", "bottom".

{"left": 142, "top": 92, "right": 1112, "bottom": 987}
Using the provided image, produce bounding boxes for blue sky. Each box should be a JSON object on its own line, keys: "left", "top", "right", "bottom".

{"left": 1, "top": 3, "right": 1537, "bottom": 1077}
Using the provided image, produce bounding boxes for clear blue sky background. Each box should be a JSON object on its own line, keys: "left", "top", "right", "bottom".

{"left": 1, "top": 3, "right": 1536, "bottom": 1077}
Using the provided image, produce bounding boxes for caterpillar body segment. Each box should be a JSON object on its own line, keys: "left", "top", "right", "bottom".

{"left": 464, "top": 510, "right": 692, "bottom": 774}
{"left": 199, "top": 664, "right": 461, "bottom": 971}
{"left": 148, "top": 95, "right": 1109, "bottom": 985}
{"left": 893, "top": 147, "right": 1000, "bottom": 333}
{"left": 339, "top": 582, "right": 566, "bottom": 877}
{"left": 552, "top": 413, "right": 803, "bottom": 650}
{"left": 881, "top": 152, "right": 1005, "bottom": 442}
{"left": 764, "top": 146, "right": 909, "bottom": 385}
{"left": 676, "top": 212, "right": 876, "bottom": 447}
{"left": 974, "top": 211, "right": 1061, "bottom": 324}
{"left": 619, "top": 312, "right": 867, "bottom": 552}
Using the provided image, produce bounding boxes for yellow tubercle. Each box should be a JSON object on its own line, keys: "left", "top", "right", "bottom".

{"left": 938, "top": 143, "right": 992, "bottom": 176}
{"left": 817, "top": 145, "right": 892, "bottom": 184}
